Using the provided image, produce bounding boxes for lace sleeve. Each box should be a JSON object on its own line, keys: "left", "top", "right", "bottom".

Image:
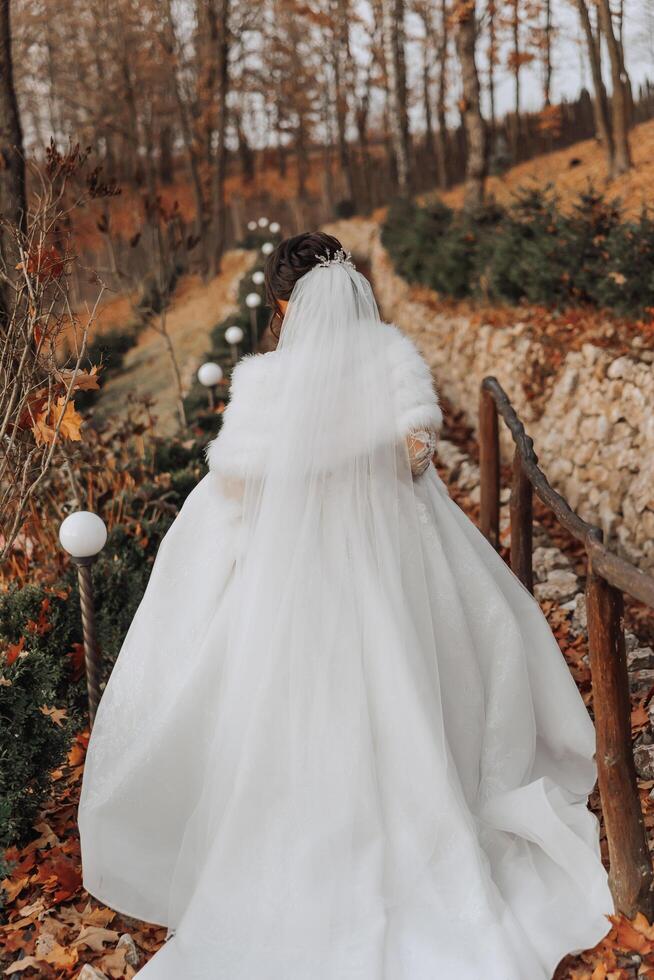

{"left": 407, "top": 428, "right": 437, "bottom": 478}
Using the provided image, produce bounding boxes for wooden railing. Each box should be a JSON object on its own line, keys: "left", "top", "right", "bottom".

{"left": 479, "top": 376, "right": 654, "bottom": 920}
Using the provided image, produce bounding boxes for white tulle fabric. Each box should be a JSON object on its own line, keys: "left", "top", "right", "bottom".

{"left": 78, "top": 262, "right": 611, "bottom": 979}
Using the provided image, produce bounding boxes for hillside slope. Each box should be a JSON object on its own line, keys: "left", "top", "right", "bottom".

{"left": 441, "top": 119, "right": 654, "bottom": 217}
{"left": 93, "top": 249, "right": 253, "bottom": 436}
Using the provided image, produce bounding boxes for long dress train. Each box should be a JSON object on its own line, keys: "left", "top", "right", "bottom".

{"left": 78, "top": 263, "right": 612, "bottom": 979}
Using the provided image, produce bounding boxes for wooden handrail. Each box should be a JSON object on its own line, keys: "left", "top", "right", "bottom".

{"left": 479, "top": 375, "right": 654, "bottom": 920}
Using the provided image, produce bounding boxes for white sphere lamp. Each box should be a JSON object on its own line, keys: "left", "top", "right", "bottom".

{"left": 252, "top": 270, "right": 265, "bottom": 286}
{"left": 197, "top": 361, "right": 224, "bottom": 387}
{"left": 269, "top": 221, "right": 280, "bottom": 234}
{"left": 247, "top": 220, "right": 257, "bottom": 231}
{"left": 59, "top": 511, "right": 107, "bottom": 559}
{"left": 258, "top": 217, "right": 269, "bottom": 228}
{"left": 245, "top": 292, "right": 262, "bottom": 309}
{"left": 225, "top": 325, "right": 244, "bottom": 345}
{"left": 59, "top": 510, "right": 107, "bottom": 727}
{"left": 261, "top": 241, "right": 275, "bottom": 256}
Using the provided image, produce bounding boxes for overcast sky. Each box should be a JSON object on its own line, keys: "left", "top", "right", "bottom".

{"left": 407, "top": 0, "right": 653, "bottom": 125}
{"left": 482, "top": 1, "right": 651, "bottom": 114}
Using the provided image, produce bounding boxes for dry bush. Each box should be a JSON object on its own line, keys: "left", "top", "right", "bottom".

{"left": 0, "top": 145, "right": 120, "bottom": 563}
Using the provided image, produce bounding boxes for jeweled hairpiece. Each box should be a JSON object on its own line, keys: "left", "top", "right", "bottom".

{"left": 315, "top": 248, "right": 356, "bottom": 271}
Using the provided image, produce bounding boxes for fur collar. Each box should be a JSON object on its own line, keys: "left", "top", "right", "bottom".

{"left": 206, "top": 323, "right": 441, "bottom": 477}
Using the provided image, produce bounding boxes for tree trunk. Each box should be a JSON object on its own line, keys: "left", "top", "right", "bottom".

{"left": 321, "top": 86, "right": 335, "bottom": 215}
{"left": 615, "top": 0, "right": 634, "bottom": 126}
{"left": 159, "top": 125, "right": 174, "bottom": 184}
{"left": 596, "top": 0, "right": 632, "bottom": 174}
{"left": 436, "top": 0, "right": 449, "bottom": 189}
{"left": 511, "top": 0, "right": 521, "bottom": 161}
{"left": 543, "top": 0, "right": 553, "bottom": 107}
{"left": 331, "top": 0, "right": 355, "bottom": 203}
{"left": 0, "top": 0, "right": 25, "bottom": 248}
{"left": 454, "top": 0, "right": 486, "bottom": 212}
{"left": 487, "top": 0, "right": 497, "bottom": 135}
{"left": 90, "top": 2, "right": 117, "bottom": 180}
{"left": 208, "top": 0, "right": 230, "bottom": 277}
{"left": 295, "top": 110, "right": 308, "bottom": 201}
{"left": 422, "top": 41, "right": 434, "bottom": 163}
{"left": 355, "top": 79, "right": 372, "bottom": 210}
{"left": 234, "top": 109, "right": 255, "bottom": 184}
{"left": 575, "top": 0, "right": 614, "bottom": 174}
{"left": 162, "top": 0, "right": 208, "bottom": 269}
{"left": 382, "top": 0, "right": 411, "bottom": 195}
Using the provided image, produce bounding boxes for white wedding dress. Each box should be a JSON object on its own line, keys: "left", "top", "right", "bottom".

{"left": 78, "top": 257, "right": 612, "bottom": 979}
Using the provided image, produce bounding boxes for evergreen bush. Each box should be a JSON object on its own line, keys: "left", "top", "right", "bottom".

{"left": 0, "top": 587, "right": 74, "bottom": 851}
{"left": 334, "top": 199, "right": 357, "bottom": 220}
{"left": 382, "top": 186, "right": 654, "bottom": 319}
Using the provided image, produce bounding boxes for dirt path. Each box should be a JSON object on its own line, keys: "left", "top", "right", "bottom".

{"left": 94, "top": 249, "right": 253, "bottom": 436}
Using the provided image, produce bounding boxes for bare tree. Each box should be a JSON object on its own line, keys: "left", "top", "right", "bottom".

{"left": 436, "top": 0, "right": 450, "bottom": 188}
{"left": 596, "top": 0, "right": 632, "bottom": 174}
{"left": 0, "top": 149, "right": 108, "bottom": 561}
{"left": 509, "top": 0, "right": 522, "bottom": 157}
{"left": 382, "top": 0, "right": 411, "bottom": 194}
{"left": 420, "top": 16, "right": 435, "bottom": 163}
{"left": 331, "top": 0, "right": 356, "bottom": 203}
{"left": 161, "top": 0, "right": 208, "bottom": 269}
{"left": 542, "top": 0, "right": 553, "bottom": 106}
{"left": 208, "top": 0, "right": 231, "bottom": 276}
{"left": 574, "top": 0, "right": 615, "bottom": 175}
{"left": 454, "top": 0, "right": 486, "bottom": 211}
{"left": 0, "top": 0, "right": 26, "bottom": 275}
{"left": 486, "top": 0, "right": 497, "bottom": 136}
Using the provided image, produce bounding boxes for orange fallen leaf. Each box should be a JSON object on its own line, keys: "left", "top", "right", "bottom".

{"left": 56, "top": 396, "right": 83, "bottom": 441}
{"left": 4, "top": 636, "right": 25, "bottom": 666}
{"left": 0, "top": 875, "right": 31, "bottom": 905}
{"left": 72, "top": 924, "right": 120, "bottom": 951}
{"left": 632, "top": 701, "right": 650, "bottom": 732}
{"left": 40, "top": 705, "right": 68, "bottom": 728}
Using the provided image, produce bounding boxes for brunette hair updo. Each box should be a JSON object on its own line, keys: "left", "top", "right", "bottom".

{"left": 264, "top": 231, "right": 345, "bottom": 338}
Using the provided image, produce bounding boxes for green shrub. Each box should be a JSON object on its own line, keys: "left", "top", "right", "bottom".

{"left": 559, "top": 189, "right": 624, "bottom": 307}
{"left": 597, "top": 210, "right": 654, "bottom": 316}
{"left": 0, "top": 587, "right": 74, "bottom": 850}
{"left": 75, "top": 322, "right": 141, "bottom": 411}
{"left": 382, "top": 185, "right": 654, "bottom": 318}
{"left": 87, "top": 325, "right": 138, "bottom": 373}
{"left": 137, "top": 266, "right": 180, "bottom": 315}
{"left": 481, "top": 188, "right": 569, "bottom": 306}
{"left": 153, "top": 436, "right": 205, "bottom": 474}
{"left": 334, "top": 199, "right": 357, "bottom": 220}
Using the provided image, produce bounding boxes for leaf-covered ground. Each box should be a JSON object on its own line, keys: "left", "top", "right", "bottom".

{"left": 2, "top": 403, "right": 654, "bottom": 978}
{"left": 440, "top": 118, "right": 654, "bottom": 221}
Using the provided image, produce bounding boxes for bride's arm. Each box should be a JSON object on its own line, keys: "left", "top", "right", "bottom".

{"left": 406, "top": 428, "right": 437, "bottom": 478}
{"left": 385, "top": 324, "right": 442, "bottom": 479}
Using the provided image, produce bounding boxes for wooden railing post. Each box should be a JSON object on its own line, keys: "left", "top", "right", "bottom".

{"left": 480, "top": 375, "right": 654, "bottom": 919}
{"left": 509, "top": 448, "right": 533, "bottom": 593}
{"left": 585, "top": 538, "right": 654, "bottom": 919}
{"left": 479, "top": 383, "right": 500, "bottom": 549}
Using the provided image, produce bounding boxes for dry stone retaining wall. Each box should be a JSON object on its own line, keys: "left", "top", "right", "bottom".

{"left": 326, "top": 219, "right": 654, "bottom": 572}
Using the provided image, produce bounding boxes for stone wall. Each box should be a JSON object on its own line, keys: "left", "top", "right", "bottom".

{"left": 326, "top": 219, "right": 654, "bottom": 572}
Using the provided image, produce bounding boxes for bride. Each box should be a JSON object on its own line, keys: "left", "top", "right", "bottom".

{"left": 78, "top": 232, "right": 612, "bottom": 978}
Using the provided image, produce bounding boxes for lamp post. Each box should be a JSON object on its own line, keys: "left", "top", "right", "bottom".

{"left": 225, "top": 325, "right": 244, "bottom": 364}
{"left": 198, "top": 361, "right": 224, "bottom": 409}
{"left": 59, "top": 511, "right": 107, "bottom": 728}
{"left": 245, "top": 292, "right": 262, "bottom": 349}
{"left": 261, "top": 241, "right": 274, "bottom": 257}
